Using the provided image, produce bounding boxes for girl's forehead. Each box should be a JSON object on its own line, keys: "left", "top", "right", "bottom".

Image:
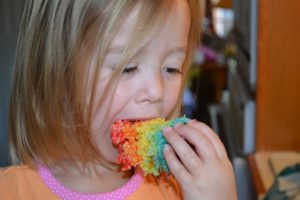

{"left": 108, "top": 0, "right": 190, "bottom": 56}
{"left": 109, "top": 5, "right": 141, "bottom": 50}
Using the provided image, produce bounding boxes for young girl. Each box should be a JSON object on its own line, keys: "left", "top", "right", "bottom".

{"left": 0, "top": 0, "right": 237, "bottom": 199}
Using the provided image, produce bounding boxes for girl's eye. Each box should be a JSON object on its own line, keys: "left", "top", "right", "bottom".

{"left": 122, "top": 66, "right": 138, "bottom": 74}
{"left": 164, "top": 67, "right": 183, "bottom": 75}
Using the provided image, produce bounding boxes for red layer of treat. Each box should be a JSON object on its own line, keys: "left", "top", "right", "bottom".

{"left": 111, "top": 120, "right": 142, "bottom": 171}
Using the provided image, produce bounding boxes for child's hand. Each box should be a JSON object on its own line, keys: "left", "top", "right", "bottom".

{"left": 163, "top": 120, "right": 237, "bottom": 200}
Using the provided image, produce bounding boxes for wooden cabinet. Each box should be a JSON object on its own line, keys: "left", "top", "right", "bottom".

{"left": 255, "top": 0, "right": 300, "bottom": 151}
{"left": 247, "top": 0, "right": 300, "bottom": 198}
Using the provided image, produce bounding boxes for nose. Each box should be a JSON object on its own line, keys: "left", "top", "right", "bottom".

{"left": 136, "top": 72, "right": 164, "bottom": 103}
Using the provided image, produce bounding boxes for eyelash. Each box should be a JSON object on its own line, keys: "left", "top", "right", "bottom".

{"left": 164, "top": 67, "right": 183, "bottom": 75}
{"left": 121, "top": 65, "right": 183, "bottom": 76}
{"left": 122, "top": 66, "right": 138, "bottom": 74}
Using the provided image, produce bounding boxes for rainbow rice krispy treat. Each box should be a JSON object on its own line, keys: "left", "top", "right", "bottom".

{"left": 111, "top": 116, "right": 190, "bottom": 176}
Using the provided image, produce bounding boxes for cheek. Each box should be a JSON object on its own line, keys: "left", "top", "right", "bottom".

{"left": 108, "top": 83, "right": 132, "bottom": 117}
{"left": 164, "top": 80, "right": 182, "bottom": 114}
{"left": 88, "top": 74, "right": 116, "bottom": 133}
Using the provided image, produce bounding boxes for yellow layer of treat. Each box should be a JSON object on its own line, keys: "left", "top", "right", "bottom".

{"left": 136, "top": 118, "right": 167, "bottom": 175}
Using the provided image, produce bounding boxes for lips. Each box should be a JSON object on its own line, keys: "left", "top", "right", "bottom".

{"left": 115, "top": 117, "right": 161, "bottom": 122}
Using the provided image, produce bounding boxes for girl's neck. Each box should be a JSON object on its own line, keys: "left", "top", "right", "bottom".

{"left": 50, "top": 161, "right": 134, "bottom": 193}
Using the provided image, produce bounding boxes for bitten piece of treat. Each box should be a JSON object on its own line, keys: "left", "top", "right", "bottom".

{"left": 111, "top": 116, "right": 190, "bottom": 176}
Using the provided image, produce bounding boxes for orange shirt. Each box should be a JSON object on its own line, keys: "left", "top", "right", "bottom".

{"left": 0, "top": 165, "right": 182, "bottom": 199}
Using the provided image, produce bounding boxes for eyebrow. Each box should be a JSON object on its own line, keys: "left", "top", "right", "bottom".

{"left": 107, "top": 46, "right": 187, "bottom": 55}
{"left": 167, "top": 46, "right": 187, "bottom": 56}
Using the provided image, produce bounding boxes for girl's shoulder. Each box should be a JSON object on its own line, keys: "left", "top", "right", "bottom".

{"left": 0, "top": 165, "right": 58, "bottom": 199}
{"left": 0, "top": 164, "right": 33, "bottom": 174}
{"left": 0, "top": 165, "right": 39, "bottom": 182}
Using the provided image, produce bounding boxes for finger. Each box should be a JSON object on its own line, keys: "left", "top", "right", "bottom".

{"left": 188, "top": 120, "right": 228, "bottom": 159}
{"left": 163, "top": 143, "right": 192, "bottom": 183}
{"left": 173, "top": 123, "right": 218, "bottom": 161}
{"left": 163, "top": 126, "right": 202, "bottom": 175}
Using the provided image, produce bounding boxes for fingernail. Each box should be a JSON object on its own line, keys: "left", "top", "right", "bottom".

{"left": 164, "top": 144, "right": 172, "bottom": 153}
{"left": 174, "top": 123, "right": 182, "bottom": 130}
{"left": 188, "top": 119, "right": 197, "bottom": 125}
{"left": 163, "top": 126, "right": 172, "bottom": 134}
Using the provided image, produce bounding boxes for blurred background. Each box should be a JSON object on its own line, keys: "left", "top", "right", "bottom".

{"left": 182, "top": 0, "right": 300, "bottom": 199}
{"left": 1, "top": 0, "right": 300, "bottom": 199}
{"left": 0, "top": 0, "right": 25, "bottom": 167}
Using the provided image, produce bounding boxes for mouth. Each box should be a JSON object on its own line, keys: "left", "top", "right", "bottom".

{"left": 116, "top": 117, "right": 162, "bottom": 123}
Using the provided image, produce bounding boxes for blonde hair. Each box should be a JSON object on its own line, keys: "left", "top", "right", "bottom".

{"left": 9, "top": 0, "right": 201, "bottom": 168}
